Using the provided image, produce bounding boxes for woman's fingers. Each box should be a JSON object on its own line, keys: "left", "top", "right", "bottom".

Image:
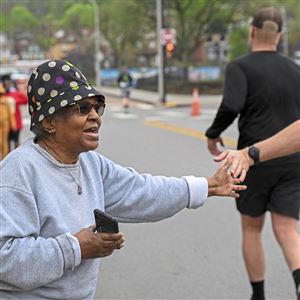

{"left": 233, "top": 184, "right": 247, "bottom": 191}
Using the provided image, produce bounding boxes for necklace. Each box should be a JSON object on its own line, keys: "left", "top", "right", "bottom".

{"left": 43, "top": 143, "right": 83, "bottom": 195}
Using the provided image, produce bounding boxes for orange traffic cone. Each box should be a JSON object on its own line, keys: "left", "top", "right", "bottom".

{"left": 191, "top": 88, "right": 201, "bottom": 116}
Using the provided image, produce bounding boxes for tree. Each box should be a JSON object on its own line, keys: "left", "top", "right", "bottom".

{"left": 228, "top": 26, "right": 249, "bottom": 61}
{"left": 60, "top": 3, "right": 93, "bottom": 33}
{"left": 99, "top": 0, "right": 153, "bottom": 67}
{"left": 8, "top": 5, "right": 37, "bottom": 33}
{"left": 169, "top": 0, "right": 240, "bottom": 65}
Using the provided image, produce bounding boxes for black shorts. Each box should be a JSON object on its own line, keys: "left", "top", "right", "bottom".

{"left": 236, "top": 154, "right": 300, "bottom": 220}
{"left": 9, "top": 130, "right": 20, "bottom": 141}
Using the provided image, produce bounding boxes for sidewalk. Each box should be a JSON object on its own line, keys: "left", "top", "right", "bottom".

{"left": 99, "top": 86, "right": 222, "bottom": 110}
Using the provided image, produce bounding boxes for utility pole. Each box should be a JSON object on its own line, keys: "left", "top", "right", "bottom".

{"left": 156, "top": 0, "right": 166, "bottom": 104}
{"left": 88, "top": 0, "right": 101, "bottom": 87}
{"left": 280, "top": 6, "right": 289, "bottom": 57}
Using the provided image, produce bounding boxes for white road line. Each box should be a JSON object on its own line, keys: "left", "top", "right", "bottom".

{"left": 111, "top": 113, "right": 138, "bottom": 119}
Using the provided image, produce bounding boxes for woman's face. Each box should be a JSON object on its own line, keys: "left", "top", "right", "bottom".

{"left": 52, "top": 97, "right": 104, "bottom": 156}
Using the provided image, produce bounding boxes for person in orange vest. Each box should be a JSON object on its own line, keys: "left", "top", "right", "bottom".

{"left": 0, "top": 83, "right": 16, "bottom": 159}
{"left": 1, "top": 74, "right": 28, "bottom": 151}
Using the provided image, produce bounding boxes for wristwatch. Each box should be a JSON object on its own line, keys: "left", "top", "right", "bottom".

{"left": 248, "top": 146, "right": 260, "bottom": 164}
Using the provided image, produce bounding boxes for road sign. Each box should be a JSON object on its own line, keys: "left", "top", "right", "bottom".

{"left": 160, "top": 28, "right": 176, "bottom": 45}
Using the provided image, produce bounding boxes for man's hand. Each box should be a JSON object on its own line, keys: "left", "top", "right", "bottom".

{"left": 75, "top": 225, "right": 125, "bottom": 259}
{"left": 207, "top": 137, "right": 224, "bottom": 156}
{"left": 207, "top": 158, "right": 247, "bottom": 197}
{"left": 214, "top": 148, "right": 254, "bottom": 182}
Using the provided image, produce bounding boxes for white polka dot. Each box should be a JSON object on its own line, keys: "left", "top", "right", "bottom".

{"left": 75, "top": 72, "right": 81, "bottom": 78}
{"left": 70, "top": 81, "right": 78, "bottom": 88}
{"left": 88, "top": 93, "right": 95, "bottom": 97}
{"left": 85, "top": 85, "right": 92, "bottom": 90}
{"left": 48, "top": 107, "right": 55, "bottom": 114}
{"left": 38, "top": 88, "right": 45, "bottom": 95}
{"left": 50, "top": 90, "right": 58, "bottom": 97}
{"left": 27, "top": 85, "right": 32, "bottom": 93}
{"left": 29, "top": 105, "right": 34, "bottom": 113}
{"left": 32, "top": 68, "right": 37, "bottom": 75}
{"left": 74, "top": 95, "right": 82, "bottom": 101}
{"left": 42, "top": 73, "right": 51, "bottom": 81}
{"left": 35, "top": 72, "right": 38, "bottom": 79}
{"left": 38, "top": 115, "right": 44, "bottom": 121}
{"left": 59, "top": 92, "right": 65, "bottom": 96}
{"left": 60, "top": 100, "right": 68, "bottom": 107}
{"left": 62, "top": 65, "right": 70, "bottom": 71}
{"left": 48, "top": 61, "right": 56, "bottom": 67}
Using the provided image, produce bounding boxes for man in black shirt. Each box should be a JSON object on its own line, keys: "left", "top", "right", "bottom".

{"left": 205, "top": 7, "right": 300, "bottom": 300}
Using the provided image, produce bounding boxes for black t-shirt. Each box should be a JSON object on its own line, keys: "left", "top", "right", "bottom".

{"left": 206, "top": 51, "right": 300, "bottom": 150}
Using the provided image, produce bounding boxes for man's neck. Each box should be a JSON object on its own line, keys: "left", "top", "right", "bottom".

{"left": 251, "top": 42, "right": 277, "bottom": 52}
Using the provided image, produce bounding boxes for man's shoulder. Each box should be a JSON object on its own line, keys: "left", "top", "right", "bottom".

{"left": 226, "top": 54, "right": 251, "bottom": 70}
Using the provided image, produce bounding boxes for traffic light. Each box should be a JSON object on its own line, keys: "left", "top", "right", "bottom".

{"left": 165, "top": 41, "right": 175, "bottom": 58}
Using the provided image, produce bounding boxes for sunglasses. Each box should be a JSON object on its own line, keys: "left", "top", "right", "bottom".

{"left": 69, "top": 100, "right": 105, "bottom": 116}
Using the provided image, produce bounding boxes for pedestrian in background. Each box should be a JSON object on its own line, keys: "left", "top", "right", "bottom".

{"left": 0, "top": 60, "right": 245, "bottom": 299}
{"left": 117, "top": 66, "right": 133, "bottom": 113}
{"left": 1, "top": 74, "right": 27, "bottom": 151}
{"left": 205, "top": 7, "right": 300, "bottom": 300}
{"left": 0, "top": 83, "right": 16, "bottom": 159}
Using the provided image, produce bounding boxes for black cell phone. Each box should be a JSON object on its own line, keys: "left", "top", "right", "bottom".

{"left": 93, "top": 209, "right": 119, "bottom": 233}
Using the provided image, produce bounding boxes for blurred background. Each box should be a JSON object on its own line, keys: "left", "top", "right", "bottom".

{"left": 0, "top": 0, "right": 299, "bottom": 94}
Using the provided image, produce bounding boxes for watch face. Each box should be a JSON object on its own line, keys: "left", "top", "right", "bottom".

{"left": 248, "top": 146, "right": 260, "bottom": 163}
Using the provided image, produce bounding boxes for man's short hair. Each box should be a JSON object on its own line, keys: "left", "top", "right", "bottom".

{"left": 251, "top": 7, "right": 282, "bottom": 32}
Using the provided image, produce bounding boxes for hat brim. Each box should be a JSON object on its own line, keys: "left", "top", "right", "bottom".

{"left": 30, "top": 84, "right": 105, "bottom": 129}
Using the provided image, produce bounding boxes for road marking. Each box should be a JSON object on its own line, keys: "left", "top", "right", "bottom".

{"left": 111, "top": 112, "right": 138, "bottom": 119}
{"left": 135, "top": 103, "right": 154, "bottom": 110}
{"left": 144, "top": 120, "right": 237, "bottom": 147}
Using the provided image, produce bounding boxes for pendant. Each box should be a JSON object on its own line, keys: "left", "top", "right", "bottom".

{"left": 78, "top": 185, "right": 82, "bottom": 195}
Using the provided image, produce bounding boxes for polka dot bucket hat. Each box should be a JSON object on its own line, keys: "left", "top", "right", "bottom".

{"left": 27, "top": 60, "right": 105, "bottom": 130}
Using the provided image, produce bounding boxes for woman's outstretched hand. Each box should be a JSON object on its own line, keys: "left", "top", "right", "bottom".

{"left": 207, "top": 158, "right": 247, "bottom": 197}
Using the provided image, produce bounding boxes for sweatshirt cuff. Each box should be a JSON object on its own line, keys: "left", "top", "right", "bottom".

{"left": 183, "top": 176, "right": 208, "bottom": 208}
{"left": 55, "top": 233, "right": 81, "bottom": 271}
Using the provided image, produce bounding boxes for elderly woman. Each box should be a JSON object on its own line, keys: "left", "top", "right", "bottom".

{"left": 0, "top": 60, "right": 245, "bottom": 300}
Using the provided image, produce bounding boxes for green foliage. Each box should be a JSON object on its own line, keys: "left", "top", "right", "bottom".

{"left": 9, "top": 5, "right": 37, "bottom": 31}
{"left": 1, "top": 0, "right": 299, "bottom": 67}
{"left": 228, "top": 26, "right": 249, "bottom": 61}
{"left": 170, "top": 0, "right": 241, "bottom": 65}
{"left": 60, "top": 3, "right": 93, "bottom": 30}
{"left": 0, "top": 11, "right": 9, "bottom": 32}
{"left": 100, "top": 0, "right": 154, "bottom": 67}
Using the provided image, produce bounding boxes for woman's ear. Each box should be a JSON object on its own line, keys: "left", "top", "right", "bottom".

{"left": 41, "top": 118, "right": 56, "bottom": 135}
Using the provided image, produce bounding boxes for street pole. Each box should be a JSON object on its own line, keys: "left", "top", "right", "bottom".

{"left": 88, "top": 0, "right": 101, "bottom": 87}
{"left": 280, "top": 6, "right": 289, "bottom": 57}
{"left": 156, "top": 0, "right": 166, "bottom": 104}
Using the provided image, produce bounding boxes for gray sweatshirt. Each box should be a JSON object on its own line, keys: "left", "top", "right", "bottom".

{"left": 0, "top": 139, "right": 208, "bottom": 299}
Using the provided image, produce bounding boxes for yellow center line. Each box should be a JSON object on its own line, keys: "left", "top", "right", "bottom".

{"left": 144, "top": 120, "right": 237, "bottom": 148}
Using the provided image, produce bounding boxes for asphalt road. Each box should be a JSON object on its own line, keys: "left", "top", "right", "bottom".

{"left": 20, "top": 97, "right": 296, "bottom": 300}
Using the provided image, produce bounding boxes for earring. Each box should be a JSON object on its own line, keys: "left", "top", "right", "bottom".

{"left": 49, "top": 129, "right": 55, "bottom": 134}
